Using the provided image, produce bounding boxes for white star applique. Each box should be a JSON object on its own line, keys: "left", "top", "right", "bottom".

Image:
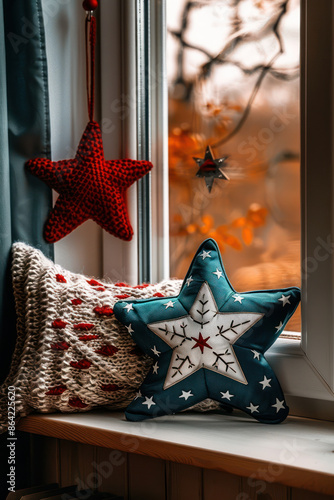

{"left": 251, "top": 350, "right": 260, "bottom": 360}
{"left": 179, "top": 390, "right": 193, "bottom": 401}
{"left": 186, "top": 276, "right": 194, "bottom": 287}
{"left": 278, "top": 294, "right": 291, "bottom": 307}
{"left": 272, "top": 398, "right": 285, "bottom": 412}
{"left": 199, "top": 250, "right": 212, "bottom": 260}
{"left": 126, "top": 324, "right": 134, "bottom": 335}
{"left": 124, "top": 303, "right": 133, "bottom": 313}
{"left": 152, "top": 362, "right": 159, "bottom": 374}
{"left": 233, "top": 294, "right": 244, "bottom": 304}
{"left": 213, "top": 268, "right": 223, "bottom": 279}
{"left": 142, "top": 396, "right": 155, "bottom": 409}
{"left": 259, "top": 375, "right": 272, "bottom": 390}
{"left": 134, "top": 390, "right": 142, "bottom": 400}
{"left": 275, "top": 321, "right": 283, "bottom": 331}
{"left": 220, "top": 390, "right": 234, "bottom": 400}
{"left": 151, "top": 346, "right": 161, "bottom": 357}
{"left": 147, "top": 282, "right": 263, "bottom": 389}
{"left": 164, "top": 300, "right": 174, "bottom": 309}
{"left": 247, "top": 402, "right": 259, "bottom": 413}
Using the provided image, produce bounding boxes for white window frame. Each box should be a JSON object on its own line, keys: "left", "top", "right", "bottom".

{"left": 100, "top": 0, "right": 334, "bottom": 420}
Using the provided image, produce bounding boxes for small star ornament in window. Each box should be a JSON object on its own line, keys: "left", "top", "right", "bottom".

{"left": 114, "top": 239, "right": 301, "bottom": 424}
{"left": 193, "top": 146, "right": 229, "bottom": 192}
{"left": 26, "top": 4, "right": 152, "bottom": 243}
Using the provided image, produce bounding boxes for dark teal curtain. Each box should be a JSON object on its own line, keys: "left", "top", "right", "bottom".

{"left": 0, "top": 0, "right": 53, "bottom": 384}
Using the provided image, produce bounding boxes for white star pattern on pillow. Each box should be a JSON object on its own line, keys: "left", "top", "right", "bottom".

{"left": 199, "top": 250, "right": 211, "bottom": 260}
{"left": 148, "top": 282, "right": 263, "bottom": 389}
{"left": 179, "top": 390, "right": 193, "bottom": 400}
{"left": 142, "top": 396, "right": 155, "bottom": 409}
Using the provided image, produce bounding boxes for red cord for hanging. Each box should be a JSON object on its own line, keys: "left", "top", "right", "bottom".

{"left": 85, "top": 14, "right": 96, "bottom": 122}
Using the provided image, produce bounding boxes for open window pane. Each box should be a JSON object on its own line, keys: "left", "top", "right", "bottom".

{"left": 167, "top": 0, "right": 301, "bottom": 332}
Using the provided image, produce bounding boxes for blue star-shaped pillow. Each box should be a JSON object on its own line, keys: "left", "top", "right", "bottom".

{"left": 114, "top": 239, "right": 300, "bottom": 424}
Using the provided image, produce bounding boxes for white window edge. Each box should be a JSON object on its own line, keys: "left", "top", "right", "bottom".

{"left": 100, "top": 0, "right": 139, "bottom": 285}
{"left": 300, "top": 0, "right": 334, "bottom": 395}
{"left": 267, "top": 337, "right": 334, "bottom": 404}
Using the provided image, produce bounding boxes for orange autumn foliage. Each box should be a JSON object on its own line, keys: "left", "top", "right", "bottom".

{"left": 168, "top": 127, "right": 203, "bottom": 175}
{"left": 183, "top": 204, "right": 268, "bottom": 253}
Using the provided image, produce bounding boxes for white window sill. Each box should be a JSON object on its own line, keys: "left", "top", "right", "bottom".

{"left": 17, "top": 410, "right": 334, "bottom": 495}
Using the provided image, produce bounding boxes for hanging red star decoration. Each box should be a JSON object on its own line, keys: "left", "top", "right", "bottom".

{"left": 26, "top": 8, "right": 152, "bottom": 243}
{"left": 193, "top": 145, "right": 229, "bottom": 193}
{"left": 26, "top": 121, "right": 152, "bottom": 242}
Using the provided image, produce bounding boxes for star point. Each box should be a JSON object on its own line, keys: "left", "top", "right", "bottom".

{"left": 179, "top": 390, "right": 193, "bottom": 401}
{"left": 124, "top": 303, "right": 133, "bottom": 313}
{"left": 233, "top": 294, "right": 244, "bottom": 303}
{"left": 186, "top": 276, "right": 194, "bottom": 287}
{"left": 199, "top": 250, "right": 212, "bottom": 260}
{"left": 279, "top": 294, "right": 291, "bottom": 307}
{"left": 186, "top": 276, "right": 194, "bottom": 286}
{"left": 259, "top": 375, "right": 272, "bottom": 390}
{"left": 213, "top": 268, "right": 223, "bottom": 279}
{"left": 251, "top": 350, "right": 260, "bottom": 360}
{"left": 151, "top": 346, "right": 161, "bottom": 357}
{"left": 134, "top": 390, "right": 142, "bottom": 400}
{"left": 142, "top": 396, "right": 155, "bottom": 409}
{"left": 152, "top": 362, "right": 159, "bottom": 374}
{"left": 247, "top": 402, "right": 259, "bottom": 413}
{"left": 164, "top": 300, "right": 174, "bottom": 309}
{"left": 125, "top": 323, "right": 134, "bottom": 335}
{"left": 275, "top": 321, "right": 284, "bottom": 332}
{"left": 272, "top": 398, "right": 285, "bottom": 412}
{"left": 221, "top": 390, "right": 234, "bottom": 400}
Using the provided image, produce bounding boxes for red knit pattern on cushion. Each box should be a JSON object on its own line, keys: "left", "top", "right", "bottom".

{"left": 68, "top": 397, "right": 88, "bottom": 409}
{"left": 133, "top": 284, "right": 150, "bottom": 289}
{"left": 153, "top": 292, "right": 165, "bottom": 297}
{"left": 70, "top": 359, "right": 91, "bottom": 369}
{"left": 52, "top": 319, "right": 67, "bottom": 329}
{"left": 79, "top": 334, "right": 100, "bottom": 341}
{"left": 56, "top": 274, "right": 67, "bottom": 283}
{"left": 71, "top": 298, "right": 83, "bottom": 305}
{"left": 115, "top": 294, "right": 130, "bottom": 299}
{"left": 115, "top": 282, "right": 129, "bottom": 287}
{"left": 101, "top": 384, "right": 122, "bottom": 392}
{"left": 94, "top": 305, "right": 113, "bottom": 317}
{"left": 73, "top": 323, "right": 95, "bottom": 331}
{"left": 26, "top": 121, "right": 153, "bottom": 243}
{"left": 51, "top": 341, "right": 70, "bottom": 351}
{"left": 87, "top": 279, "right": 103, "bottom": 287}
{"left": 95, "top": 345, "right": 118, "bottom": 357}
{"left": 45, "top": 385, "right": 67, "bottom": 396}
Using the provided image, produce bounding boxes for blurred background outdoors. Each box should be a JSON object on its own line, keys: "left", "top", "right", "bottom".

{"left": 167, "top": 0, "right": 301, "bottom": 332}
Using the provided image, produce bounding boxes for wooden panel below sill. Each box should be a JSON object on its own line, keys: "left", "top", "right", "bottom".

{"left": 17, "top": 411, "right": 334, "bottom": 495}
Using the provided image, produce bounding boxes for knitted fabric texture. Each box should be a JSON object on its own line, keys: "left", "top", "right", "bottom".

{"left": 26, "top": 121, "right": 152, "bottom": 243}
{"left": 0, "top": 243, "right": 218, "bottom": 433}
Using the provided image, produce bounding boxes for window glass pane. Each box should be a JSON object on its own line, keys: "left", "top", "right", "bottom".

{"left": 167, "top": 0, "right": 300, "bottom": 332}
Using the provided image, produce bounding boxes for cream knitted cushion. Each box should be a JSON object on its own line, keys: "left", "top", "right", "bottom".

{"left": 0, "top": 243, "right": 219, "bottom": 432}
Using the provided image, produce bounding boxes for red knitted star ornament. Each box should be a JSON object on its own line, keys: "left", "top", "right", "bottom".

{"left": 26, "top": 121, "right": 152, "bottom": 242}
